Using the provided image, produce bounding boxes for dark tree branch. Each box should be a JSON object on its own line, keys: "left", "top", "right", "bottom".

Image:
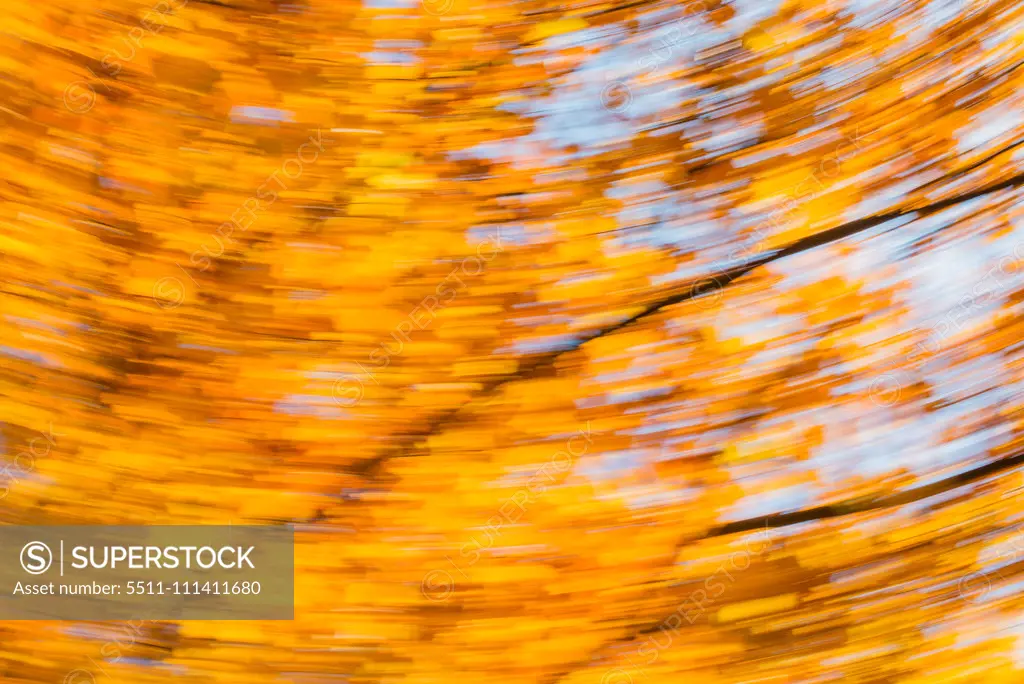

{"left": 538, "top": 445, "right": 1024, "bottom": 684}
{"left": 355, "top": 169, "right": 1024, "bottom": 480}
{"left": 701, "top": 445, "right": 1024, "bottom": 541}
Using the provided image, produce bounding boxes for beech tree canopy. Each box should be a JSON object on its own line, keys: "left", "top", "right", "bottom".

{"left": 3, "top": 0, "right": 1024, "bottom": 682}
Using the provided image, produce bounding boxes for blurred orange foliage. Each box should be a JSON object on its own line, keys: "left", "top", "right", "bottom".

{"left": 3, "top": 0, "right": 1024, "bottom": 682}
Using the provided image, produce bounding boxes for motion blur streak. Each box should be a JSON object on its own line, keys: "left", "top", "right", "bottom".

{"left": 3, "top": 0, "right": 1024, "bottom": 682}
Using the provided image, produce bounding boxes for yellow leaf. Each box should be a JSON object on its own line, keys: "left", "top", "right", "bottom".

{"left": 524, "top": 18, "right": 589, "bottom": 43}
{"left": 717, "top": 594, "right": 798, "bottom": 622}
